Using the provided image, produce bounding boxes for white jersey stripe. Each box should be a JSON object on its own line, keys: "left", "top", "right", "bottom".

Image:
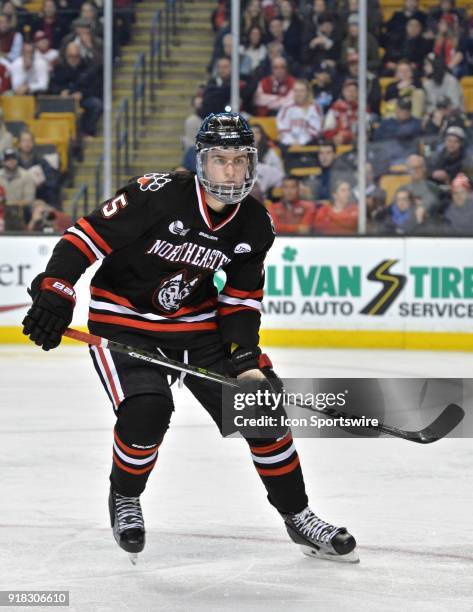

{"left": 113, "top": 441, "right": 158, "bottom": 466}
{"left": 251, "top": 443, "right": 296, "bottom": 465}
{"left": 89, "top": 299, "right": 217, "bottom": 322}
{"left": 100, "top": 347, "right": 125, "bottom": 405}
{"left": 218, "top": 294, "right": 262, "bottom": 310}
{"left": 91, "top": 345, "right": 118, "bottom": 409}
{"left": 67, "top": 226, "right": 105, "bottom": 260}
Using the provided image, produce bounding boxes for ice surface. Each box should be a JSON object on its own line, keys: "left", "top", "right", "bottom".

{"left": 0, "top": 345, "right": 472, "bottom": 612}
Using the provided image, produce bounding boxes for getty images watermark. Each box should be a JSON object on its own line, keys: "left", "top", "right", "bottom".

{"left": 221, "top": 378, "right": 468, "bottom": 438}
{"left": 232, "top": 389, "right": 379, "bottom": 430}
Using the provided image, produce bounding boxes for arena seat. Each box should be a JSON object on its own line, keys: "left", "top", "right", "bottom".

{"left": 336, "top": 144, "right": 353, "bottom": 155}
{"left": 0, "top": 96, "right": 35, "bottom": 122}
{"left": 389, "top": 164, "right": 408, "bottom": 174}
{"left": 249, "top": 117, "right": 278, "bottom": 142}
{"left": 291, "top": 167, "right": 321, "bottom": 177}
{"left": 5, "top": 121, "right": 28, "bottom": 139}
{"left": 23, "top": 1, "right": 42, "bottom": 11}
{"left": 28, "top": 119, "right": 72, "bottom": 172}
{"left": 36, "top": 96, "right": 78, "bottom": 140}
{"left": 36, "top": 96, "right": 77, "bottom": 115}
{"left": 460, "top": 77, "right": 473, "bottom": 113}
{"left": 287, "top": 145, "right": 320, "bottom": 153}
{"left": 379, "top": 77, "right": 396, "bottom": 96}
{"left": 380, "top": 174, "right": 411, "bottom": 204}
{"left": 38, "top": 112, "right": 77, "bottom": 140}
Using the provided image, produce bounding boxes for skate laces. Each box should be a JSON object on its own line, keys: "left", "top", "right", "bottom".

{"left": 293, "top": 507, "right": 342, "bottom": 544}
{"left": 114, "top": 493, "right": 144, "bottom": 532}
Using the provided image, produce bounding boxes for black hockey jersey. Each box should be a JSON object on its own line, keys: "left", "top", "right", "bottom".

{"left": 43, "top": 171, "right": 275, "bottom": 349}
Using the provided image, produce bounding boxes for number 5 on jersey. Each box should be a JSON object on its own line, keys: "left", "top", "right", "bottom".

{"left": 101, "top": 193, "right": 128, "bottom": 219}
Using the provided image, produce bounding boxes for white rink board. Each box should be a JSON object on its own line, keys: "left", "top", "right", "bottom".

{"left": 262, "top": 237, "right": 473, "bottom": 332}
{"left": 0, "top": 236, "right": 98, "bottom": 328}
{"left": 1, "top": 235, "right": 473, "bottom": 333}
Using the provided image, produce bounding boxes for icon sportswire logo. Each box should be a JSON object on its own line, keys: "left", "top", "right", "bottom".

{"left": 360, "top": 259, "right": 407, "bottom": 315}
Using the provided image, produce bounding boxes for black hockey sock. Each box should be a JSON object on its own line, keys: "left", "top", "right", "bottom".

{"left": 247, "top": 432, "right": 308, "bottom": 515}
{"left": 111, "top": 427, "right": 161, "bottom": 497}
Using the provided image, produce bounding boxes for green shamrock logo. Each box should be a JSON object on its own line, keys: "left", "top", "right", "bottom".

{"left": 282, "top": 247, "right": 298, "bottom": 262}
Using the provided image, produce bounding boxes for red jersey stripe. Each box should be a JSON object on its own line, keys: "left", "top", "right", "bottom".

{"left": 218, "top": 305, "right": 257, "bottom": 316}
{"left": 222, "top": 286, "right": 264, "bottom": 299}
{"left": 89, "top": 312, "right": 218, "bottom": 332}
{"left": 250, "top": 432, "right": 293, "bottom": 455}
{"left": 97, "top": 346, "right": 120, "bottom": 406}
{"left": 168, "top": 298, "right": 218, "bottom": 317}
{"left": 113, "top": 452, "right": 157, "bottom": 475}
{"left": 63, "top": 234, "right": 96, "bottom": 265}
{"left": 91, "top": 286, "right": 135, "bottom": 308}
{"left": 77, "top": 218, "right": 113, "bottom": 254}
{"left": 90, "top": 287, "right": 217, "bottom": 318}
{"left": 255, "top": 456, "right": 300, "bottom": 477}
{"left": 114, "top": 430, "right": 159, "bottom": 456}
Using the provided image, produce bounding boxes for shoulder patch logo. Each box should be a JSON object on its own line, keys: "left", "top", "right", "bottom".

{"left": 234, "top": 242, "right": 251, "bottom": 254}
{"left": 137, "top": 173, "right": 172, "bottom": 192}
{"left": 169, "top": 220, "right": 190, "bottom": 236}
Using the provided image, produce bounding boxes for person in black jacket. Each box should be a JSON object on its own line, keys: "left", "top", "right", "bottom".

{"left": 428, "top": 125, "right": 473, "bottom": 184}
{"left": 49, "top": 41, "right": 102, "bottom": 137}
{"left": 30, "top": 0, "right": 70, "bottom": 50}
{"left": 17, "top": 129, "right": 60, "bottom": 208}
{"left": 382, "top": 0, "right": 427, "bottom": 51}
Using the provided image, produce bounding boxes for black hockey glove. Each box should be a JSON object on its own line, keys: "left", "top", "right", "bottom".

{"left": 230, "top": 347, "right": 287, "bottom": 438}
{"left": 22, "top": 274, "right": 76, "bottom": 351}
{"left": 230, "top": 346, "right": 284, "bottom": 395}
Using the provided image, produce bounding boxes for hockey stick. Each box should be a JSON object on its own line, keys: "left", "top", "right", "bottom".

{"left": 63, "top": 327, "right": 239, "bottom": 388}
{"left": 299, "top": 402, "right": 465, "bottom": 444}
{"left": 63, "top": 328, "right": 465, "bottom": 443}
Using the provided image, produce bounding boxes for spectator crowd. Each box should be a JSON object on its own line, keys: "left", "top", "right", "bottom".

{"left": 0, "top": 0, "right": 135, "bottom": 232}
{"left": 182, "top": 0, "right": 473, "bottom": 235}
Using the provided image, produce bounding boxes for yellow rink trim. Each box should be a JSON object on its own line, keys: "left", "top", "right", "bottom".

{"left": 260, "top": 329, "right": 473, "bottom": 351}
{"left": 2, "top": 326, "right": 473, "bottom": 351}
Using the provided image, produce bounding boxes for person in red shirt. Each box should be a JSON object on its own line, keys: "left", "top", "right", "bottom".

{"left": 314, "top": 179, "right": 359, "bottom": 234}
{"left": 266, "top": 176, "right": 316, "bottom": 234}
{"left": 323, "top": 79, "right": 365, "bottom": 145}
{"left": 254, "top": 56, "right": 296, "bottom": 116}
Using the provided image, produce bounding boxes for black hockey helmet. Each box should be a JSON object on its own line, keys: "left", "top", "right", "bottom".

{"left": 195, "top": 112, "right": 257, "bottom": 205}
{"left": 195, "top": 113, "right": 255, "bottom": 150}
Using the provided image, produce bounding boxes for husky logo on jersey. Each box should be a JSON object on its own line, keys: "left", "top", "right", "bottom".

{"left": 137, "top": 173, "right": 172, "bottom": 192}
{"left": 153, "top": 270, "right": 200, "bottom": 313}
{"left": 234, "top": 242, "right": 251, "bottom": 254}
{"left": 169, "top": 220, "right": 190, "bottom": 236}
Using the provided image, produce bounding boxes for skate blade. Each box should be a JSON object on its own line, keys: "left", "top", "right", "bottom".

{"left": 300, "top": 545, "right": 360, "bottom": 564}
{"left": 128, "top": 553, "right": 139, "bottom": 565}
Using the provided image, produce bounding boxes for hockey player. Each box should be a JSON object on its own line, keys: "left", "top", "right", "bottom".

{"left": 22, "top": 113, "right": 358, "bottom": 564}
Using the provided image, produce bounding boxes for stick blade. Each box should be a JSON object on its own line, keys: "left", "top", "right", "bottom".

{"left": 415, "top": 403, "right": 465, "bottom": 444}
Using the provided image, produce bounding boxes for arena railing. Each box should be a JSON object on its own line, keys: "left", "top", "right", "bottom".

{"left": 71, "top": 183, "right": 89, "bottom": 222}
{"left": 132, "top": 52, "right": 147, "bottom": 151}
{"left": 94, "top": 154, "right": 104, "bottom": 211}
{"left": 149, "top": 9, "right": 164, "bottom": 108}
{"left": 73, "top": 0, "right": 187, "bottom": 212}
{"left": 115, "top": 97, "right": 130, "bottom": 189}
